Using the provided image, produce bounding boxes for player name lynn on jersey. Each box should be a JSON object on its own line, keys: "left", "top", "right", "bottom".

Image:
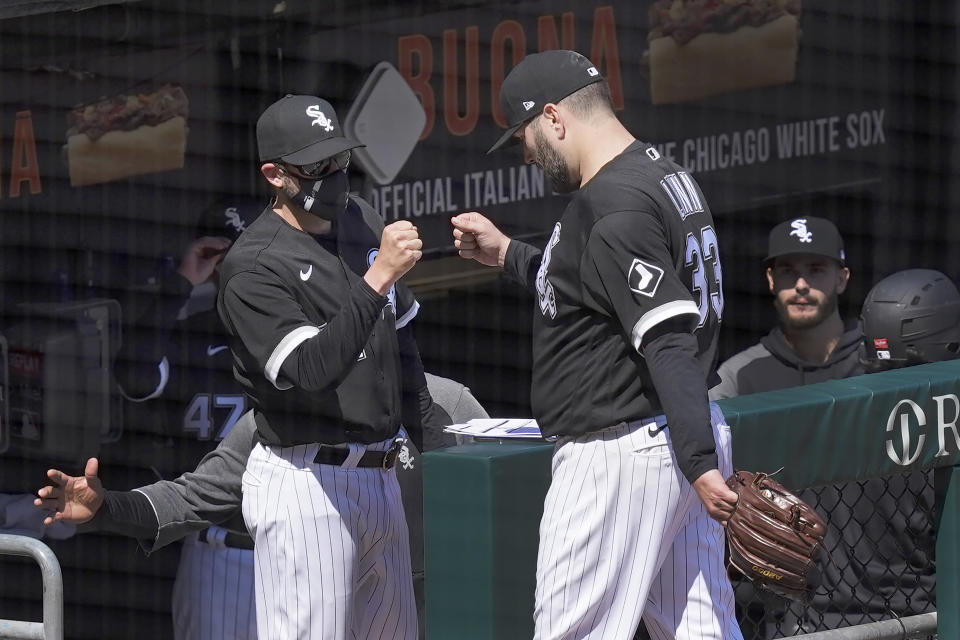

{"left": 534, "top": 142, "right": 722, "bottom": 334}
{"left": 646, "top": 145, "right": 724, "bottom": 331}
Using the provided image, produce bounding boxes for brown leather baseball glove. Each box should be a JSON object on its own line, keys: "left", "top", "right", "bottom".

{"left": 725, "top": 470, "right": 827, "bottom": 602}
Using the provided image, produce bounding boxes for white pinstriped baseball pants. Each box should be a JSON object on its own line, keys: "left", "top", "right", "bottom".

{"left": 172, "top": 531, "right": 257, "bottom": 640}
{"left": 242, "top": 440, "right": 417, "bottom": 640}
{"left": 534, "top": 403, "right": 742, "bottom": 640}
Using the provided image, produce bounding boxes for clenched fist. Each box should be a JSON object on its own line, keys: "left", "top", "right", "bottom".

{"left": 364, "top": 220, "right": 423, "bottom": 295}
{"left": 692, "top": 469, "right": 739, "bottom": 526}
{"left": 451, "top": 212, "right": 510, "bottom": 267}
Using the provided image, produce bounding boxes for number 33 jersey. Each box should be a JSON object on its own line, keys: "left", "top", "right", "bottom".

{"left": 504, "top": 140, "right": 723, "bottom": 439}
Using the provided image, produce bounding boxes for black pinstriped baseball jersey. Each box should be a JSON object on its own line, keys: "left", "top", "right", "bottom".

{"left": 217, "top": 197, "right": 418, "bottom": 447}
{"left": 504, "top": 140, "right": 722, "bottom": 439}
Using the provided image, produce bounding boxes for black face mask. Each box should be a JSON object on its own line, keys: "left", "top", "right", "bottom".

{"left": 290, "top": 169, "right": 350, "bottom": 220}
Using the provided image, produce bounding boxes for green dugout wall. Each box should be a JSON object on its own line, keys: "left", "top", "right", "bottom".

{"left": 423, "top": 359, "right": 960, "bottom": 639}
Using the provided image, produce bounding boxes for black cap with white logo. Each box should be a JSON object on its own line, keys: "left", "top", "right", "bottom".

{"left": 487, "top": 50, "right": 604, "bottom": 154}
{"left": 196, "top": 197, "right": 263, "bottom": 242}
{"left": 765, "top": 216, "right": 846, "bottom": 266}
{"left": 256, "top": 94, "right": 364, "bottom": 165}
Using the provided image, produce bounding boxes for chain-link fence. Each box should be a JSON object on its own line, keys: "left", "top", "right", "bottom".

{"left": 734, "top": 470, "right": 937, "bottom": 640}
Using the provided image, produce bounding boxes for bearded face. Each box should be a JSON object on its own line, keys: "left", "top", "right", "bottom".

{"left": 531, "top": 120, "right": 579, "bottom": 194}
{"left": 773, "top": 283, "right": 840, "bottom": 330}
{"left": 767, "top": 255, "right": 848, "bottom": 331}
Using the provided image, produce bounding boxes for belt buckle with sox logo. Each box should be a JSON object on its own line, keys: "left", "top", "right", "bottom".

{"left": 383, "top": 436, "right": 415, "bottom": 470}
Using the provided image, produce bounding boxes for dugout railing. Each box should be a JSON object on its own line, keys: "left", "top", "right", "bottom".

{"left": 0, "top": 534, "right": 63, "bottom": 640}
{"left": 422, "top": 359, "right": 960, "bottom": 639}
{"left": 794, "top": 613, "right": 937, "bottom": 640}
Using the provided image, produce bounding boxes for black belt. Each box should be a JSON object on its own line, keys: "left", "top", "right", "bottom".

{"left": 313, "top": 438, "right": 405, "bottom": 470}
{"left": 198, "top": 528, "right": 254, "bottom": 551}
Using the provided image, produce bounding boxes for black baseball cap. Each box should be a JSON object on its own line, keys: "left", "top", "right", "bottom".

{"left": 487, "top": 50, "right": 604, "bottom": 154}
{"left": 196, "top": 197, "right": 263, "bottom": 242}
{"left": 765, "top": 216, "right": 846, "bottom": 265}
{"left": 256, "top": 94, "right": 364, "bottom": 165}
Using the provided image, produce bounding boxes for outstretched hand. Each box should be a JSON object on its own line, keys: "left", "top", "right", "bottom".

{"left": 451, "top": 212, "right": 510, "bottom": 267}
{"left": 34, "top": 457, "right": 104, "bottom": 526}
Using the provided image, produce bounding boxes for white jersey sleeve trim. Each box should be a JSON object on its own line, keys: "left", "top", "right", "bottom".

{"left": 119, "top": 357, "right": 170, "bottom": 402}
{"left": 395, "top": 300, "right": 420, "bottom": 330}
{"left": 265, "top": 325, "right": 322, "bottom": 390}
{"left": 630, "top": 300, "right": 700, "bottom": 352}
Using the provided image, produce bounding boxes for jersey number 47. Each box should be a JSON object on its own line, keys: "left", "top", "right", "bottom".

{"left": 183, "top": 393, "right": 246, "bottom": 440}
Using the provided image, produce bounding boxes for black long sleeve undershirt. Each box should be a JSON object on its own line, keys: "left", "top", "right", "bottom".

{"left": 397, "top": 323, "right": 451, "bottom": 452}
{"left": 81, "top": 490, "right": 160, "bottom": 540}
{"left": 643, "top": 321, "right": 719, "bottom": 485}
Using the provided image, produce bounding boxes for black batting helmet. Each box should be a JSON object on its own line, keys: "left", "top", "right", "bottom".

{"left": 860, "top": 268, "right": 960, "bottom": 370}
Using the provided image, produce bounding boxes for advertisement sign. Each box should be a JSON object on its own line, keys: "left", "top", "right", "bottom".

{"left": 299, "top": 1, "right": 902, "bottom": 254}
{"left": 0, "top": 2, "right": 934, "bottom": 264}
{"left": 0, "top": 42, "right": 233, "bottom": 298}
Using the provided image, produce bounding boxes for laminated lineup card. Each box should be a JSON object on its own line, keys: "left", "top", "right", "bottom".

{"left": 443, "top": 418, "right": 545, "bottom": 440}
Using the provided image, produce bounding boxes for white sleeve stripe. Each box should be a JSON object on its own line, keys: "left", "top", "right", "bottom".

{"left": 265, "top": 325, "right": 321, "bottom": 390}
{"left": 119, "top": 357, "right": 170, "bottom": 402}
{"left": 395, "top": 300, "right": 420, "bottom": 330}
{"left": 630, "top": 300, "right": 700, "bottom": 352}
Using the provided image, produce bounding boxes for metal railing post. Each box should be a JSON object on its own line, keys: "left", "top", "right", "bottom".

{"left": 791, "top": 612, "right": 938, "bottom": 639}
{"left": 0, "top": 534, "right": 63, "bottom": 640}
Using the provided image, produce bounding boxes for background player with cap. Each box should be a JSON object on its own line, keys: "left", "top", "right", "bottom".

{"left": 216, "top": 94, "right": 442, "bottom": 639}
{"left": 704, "top": 215, "right": 859, "bottom": 637}
{"left": 106, "top": 197, "right": 262, "bottom": 639}
{"left": 710, "top": 216, "right": 861, "bottom": 400}
{"left": 452, "top": 50, "right": 742, "bottom": 640}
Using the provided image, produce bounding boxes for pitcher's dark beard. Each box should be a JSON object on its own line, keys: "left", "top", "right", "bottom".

{"left": 533, "top": 123, "right": 578, "bottom": 194}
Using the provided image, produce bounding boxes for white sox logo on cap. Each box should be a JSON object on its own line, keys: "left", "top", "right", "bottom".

{"left": 224, "top": 207, "right": 247, "bottom": 234}
{"left": 789, "top": 218, "right": 813, "bottom": 243}
{"left": 766, "top": 215, "right": 845, "bottom": 264}
{"left": 306, "top": 105, "right": 335, "bottom": 131}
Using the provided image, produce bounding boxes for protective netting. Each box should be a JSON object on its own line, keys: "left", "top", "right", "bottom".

{"left": 735, "top": 470, "right": 937, "bottom": 640}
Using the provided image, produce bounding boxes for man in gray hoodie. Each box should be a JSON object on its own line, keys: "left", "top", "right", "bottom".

{"left": 710, "top": 216, "right": 861, "bottom": 400}
{"left": 707, "top": 215, "right": 860, "bottom": 639}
